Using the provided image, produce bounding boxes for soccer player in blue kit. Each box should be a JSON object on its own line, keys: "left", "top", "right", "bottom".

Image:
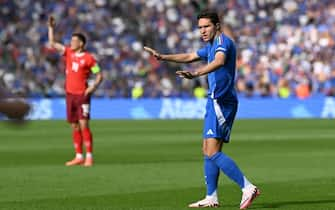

{"left": 144, "top": 10, "right": 260, "bottom": 209}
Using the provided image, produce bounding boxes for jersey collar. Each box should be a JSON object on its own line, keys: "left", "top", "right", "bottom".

{"left": 74, "top": 52, "right": 85, "bottom": 57}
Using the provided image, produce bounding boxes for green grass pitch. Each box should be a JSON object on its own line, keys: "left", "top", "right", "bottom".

{"left": 0, "top": 119, "right": 334, "bottom": 210}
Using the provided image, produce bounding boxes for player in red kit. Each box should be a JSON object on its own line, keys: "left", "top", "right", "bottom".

{"left": 48, "top": 16, "right": 103, "bottom": 167}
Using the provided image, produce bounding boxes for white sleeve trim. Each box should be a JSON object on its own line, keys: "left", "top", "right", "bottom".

{"left": 216, "top": 47, "right": 227, "bottom": 52}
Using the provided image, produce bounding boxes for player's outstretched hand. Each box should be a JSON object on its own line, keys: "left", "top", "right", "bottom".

{"left": 143, "top": 46, "right": 162, "bottom": 60}
{"left": 176, "top": 70, "right": 198, "bottom": 79}
{"left": 48, "top": 16, "right": 55, "bottom": 28}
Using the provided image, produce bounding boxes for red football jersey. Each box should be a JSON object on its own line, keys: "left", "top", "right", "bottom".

{"left": 63, "top": 46, "right": 97, "bottom": 94}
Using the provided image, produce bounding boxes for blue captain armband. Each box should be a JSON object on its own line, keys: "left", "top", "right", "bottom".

{"left": 91, "top": 64, "right": 101, "bottom": 74}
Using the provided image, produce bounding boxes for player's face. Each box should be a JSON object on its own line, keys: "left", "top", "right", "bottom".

{"left": 198, "top": 18, "right": 217, "bottom": 42}
{"left": 70, "top": 36, "right": 83, "bottom": 51}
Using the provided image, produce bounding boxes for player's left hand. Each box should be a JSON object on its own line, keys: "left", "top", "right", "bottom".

{"left": 84, "top": 86, "right": 95, "bottom": 96}
{"left": 143, "top": 46, "right": 162, "bottom": 60}
{"left": 176, "top": 70, "right": 199, "bottom": 79}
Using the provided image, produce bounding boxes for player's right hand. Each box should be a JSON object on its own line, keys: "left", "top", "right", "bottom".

{"left": 176, "top": 70, "right": 198, "bottom": 79}
{"left": 143, "top": 46, "right": 162, "bottom": 60}
{"left": 48, "top": 16, "right": 55, "bottom": 28}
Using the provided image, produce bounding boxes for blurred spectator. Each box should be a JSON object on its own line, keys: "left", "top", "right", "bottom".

{"left": 1, "top": 0, "right": 335, "bottom": 99}
{"left": 277, "top": 78, "right": 291, "bottom": 98}
{"left": 295, "top": 78, "right": 311, "bottom": 99}
{"left": 193, "top": 80, "right": 206, "bottom": 98}
{"left": 131, "top": 81, "right": 144, "bottom": 99}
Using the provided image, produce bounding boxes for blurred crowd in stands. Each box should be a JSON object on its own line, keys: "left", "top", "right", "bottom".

{"left": 1, "top": 0, "right": 335, "bottom": 99}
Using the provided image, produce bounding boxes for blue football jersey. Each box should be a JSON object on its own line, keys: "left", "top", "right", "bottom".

{"left": 197, "top": 33, "right": 238, "bottom": 102}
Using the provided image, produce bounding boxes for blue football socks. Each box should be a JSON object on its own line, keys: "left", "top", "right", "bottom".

{"left": 204, "top": 155, "right": 220, "bottom": 196}
{"left": 209, "top": 151, "right": 245, "bottom": 189}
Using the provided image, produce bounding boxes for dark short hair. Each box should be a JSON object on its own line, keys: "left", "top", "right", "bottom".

{"left": 72, "top": 33, "right": 86, "bottom": 46}
{"left": 197, "top": 10, "right": 220, "bottom": 25}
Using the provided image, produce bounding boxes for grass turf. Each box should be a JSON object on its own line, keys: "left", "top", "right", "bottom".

{"left": 0, "top": 119, "right": 334, "bottom": 210}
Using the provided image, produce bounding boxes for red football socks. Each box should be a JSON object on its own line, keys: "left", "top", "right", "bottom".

{"left": 72, "top": 129, "right": 83, "bottom": 154}
{"left": 82, "top": 127, "right": 93, "bottom": 153}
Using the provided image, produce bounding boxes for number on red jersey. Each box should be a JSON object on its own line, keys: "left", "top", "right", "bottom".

{"left": 72, "top": 62, "right": 79, "bottom": 72}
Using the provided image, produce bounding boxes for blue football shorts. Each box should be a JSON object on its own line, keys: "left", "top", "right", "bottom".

{"left": 203, "top": 98, "right": 238, "bottom": 142}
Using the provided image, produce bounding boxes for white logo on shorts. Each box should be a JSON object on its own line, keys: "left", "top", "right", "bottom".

{"left": 206, "top": 129, "right": 214, "bottom": 135}
{"left": 82, "top": 104, "right": 90, "bottom": 117}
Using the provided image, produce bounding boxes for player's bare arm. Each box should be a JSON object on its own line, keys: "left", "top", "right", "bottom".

{"left": 48, "top": 16, "right": 65, "bottom": 54}
{"left": 176, "top": 51, "right": 225, "bottom": 79}
{"left": 144, "top": 46, "right": 200, "bottom": 63}
{"left": 84, "top": 71, "right": 103, "bottom": 96}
